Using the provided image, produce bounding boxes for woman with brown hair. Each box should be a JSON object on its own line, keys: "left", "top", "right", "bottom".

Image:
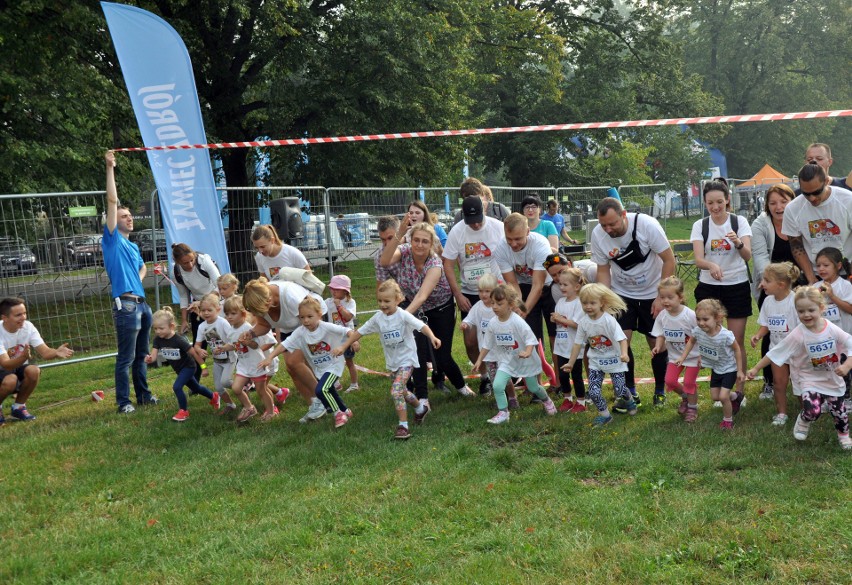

{"left": 251, "top": 224, "right": 310, "bottom": 279}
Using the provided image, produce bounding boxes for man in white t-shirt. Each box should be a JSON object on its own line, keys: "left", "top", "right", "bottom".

{"left": 783, "top": 163, "right": 852, "bottom": 284}
{"left": 591, "top": 197, "right": 675, "bottom": 407}
{"left": 0, "top": 297, "right": 74, "bottom": 424}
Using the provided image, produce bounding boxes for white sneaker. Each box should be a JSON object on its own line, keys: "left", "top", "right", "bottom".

{"left": 759, "top": 384, "right": 774, "bottom": 401}
{"left": 458, "top": 385, "right": 476, "bottom": 397}
{"left": 713, "top": 401, "right": 723, "bottom": 408}
{"left": 487, "top": 410, "right": 510, "bottom": 424}
{"left": 346, "top": 383, "right": 359, "bottom": 393}
{"left": 299, "top": 398, "right": 327, "bottom": 423}
{"left": 838, "top": 433, "right": 852, "bottom": 450}
{"left": 793, "top": 414, "right": 811, "bottom": 441}
{"left": 771, "top": 413, "right": 788, "bottom": 426}
{"left": 845, "top": 399, "right": 852, "bottom": 412}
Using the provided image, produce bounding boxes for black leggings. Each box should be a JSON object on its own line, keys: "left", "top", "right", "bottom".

{"left": 412, "top": 299, "right": 465, "bottom": 400}
{"left": 757, "top": 291, "right": 773, "bottom": 386}
{"left": 555, "top": 354, "right": 585, "bottom": 399}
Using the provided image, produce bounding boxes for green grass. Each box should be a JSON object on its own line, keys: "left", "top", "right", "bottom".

{"left": 5, "top": 269, "right": 852, "bottom": 584}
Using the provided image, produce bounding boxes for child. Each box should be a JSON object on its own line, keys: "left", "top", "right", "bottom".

{"left": 461, "top": 275, "right": 519, "bottom": 409}
{"left": 194, "top": 292, "right": 239, "bottom": 415}
{"left": 813, "top": 247, "right": 852, "bottom": 333}
{"left": 650, "top": 277, "right": 700, "bottom": 422}
{"left": 562, "top": 283, "right": 631, "bottom": 427}
{"left": 550, "top": 268, "right": 587, "bottom": 413}
{"left": 144, "top": 306, "right": 219, "bottom": 422}
{"left": 472, "top": 284, "right": 557, "bottom": 424}
{"left": 221, "top": 296, "right": 277, "bottom": 423}
{"left": 0, "top": 297, "right": 74, "bottom": 423}
{"left": 263, "top": 297, "right": 355, "bottom": 428}
{"left": 676, "top": 299, "right": 745, "bottom": 430}
{"left": 325, "top": 274, "right": 360, "bottom": 393}
{"left": 747, "top": 286, "right": 852, "bottom": 449}
{"left": 217, "top": 273, "right": 240, "bottom": 306}
{"left": 332, "top": 280, "right": 439, "bottom": 440}
{"left": 749, "top": 262, "right": 800, "bottom": 425}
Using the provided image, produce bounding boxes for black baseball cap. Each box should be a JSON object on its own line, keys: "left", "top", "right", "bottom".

{"left": 462, "top": 196, "right": 484, "bottom": 225}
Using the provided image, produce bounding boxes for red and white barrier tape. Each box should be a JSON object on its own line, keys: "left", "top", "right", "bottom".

{"left": 113, "top": 110, "right": 851, "bottom": 152}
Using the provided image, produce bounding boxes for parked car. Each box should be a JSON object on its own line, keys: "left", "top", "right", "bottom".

{"left": 64, "top": 234, "right": 104, "bottom": 268}
{"left": 0, "top": 241, "right": 38, "bottom": 276}
{"left": 130, "top": 229, "right": 168, "bottom": 262}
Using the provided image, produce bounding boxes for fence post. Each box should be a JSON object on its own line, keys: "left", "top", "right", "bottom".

{"left": 150, "top": 188, "right": 162, "bottom": 311}
{"left": 322, "top": 188, "right": 334, "bottom": 278}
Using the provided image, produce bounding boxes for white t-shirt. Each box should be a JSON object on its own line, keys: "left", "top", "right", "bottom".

{"left": 481, "top": 313, "right": 541, "bottom": 378}
{"left": 494, "top": 231, "right": 553, "bottom": 286}
{"left": 171, "top": 253, "right": 220, "bottom": 308}
{"left": 462, "top": 300, "right": 496, "bottom": 360}
{"left": 357, "top": 309, "right": 425, "bottom": 371}
{"left": 262, "top": 281, "right": 326, "bottom": 334}
{"left": 757, "top": 294, "right": 799, "bottom": 349}
{"left": 814, "top": 278, "right": 852, "bottom": 332}
{"left": 255, "top": 244, "right": 309, "bottom": 279}
{"left": 0, "top": 321, "right": 44, "bottom": 367}
{"left": 442, "top": 217, "right": 506, "bottom": 294}
{"left": 325, "top": 297, "right": 357, "bottom": 330}
{"left": 553, "top": 297, "right": 584, "bottom": 359}
{"left": 690, "top": 326, "right": 737, "bottom": 374}
{"left": 196, "top": 316, "right": 234, "bottom": 362}
{"left": 228, "top": 322, "right": 275, "bottom": 378}
{"left": 650, "top": 307, "right": 700, "bottom": 367}
{"left": 591, "top": 213, "right": 670, "bottom": 299}
{"left": 781, "top": 186, "right": 852, "bottom": 267}
{"left": 283, "top": 321, "right": 350, "bottom": 378}
{"left": 766, "top": 320, "right": 852, "bottom": 397}
{"left": 689, "top": 214, "right": 752, "bottom": 285}
{"left": 575, "top": 313, "right": 627, "bottom": 373}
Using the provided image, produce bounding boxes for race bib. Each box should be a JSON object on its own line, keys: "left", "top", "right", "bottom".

{"left": 663, "top": 329, "right": 685, "bottom": 342}
{"left": 766, "top": 315, "right": 788, "bottom": 332}
{"left": 495, "top": 333, "right": 516, "bottom": 347}
{"left": 807, "top": 338, "right": 838, "bottom": 371}
{"left": 699, "top": 344, "right": 719, "bottom": 362}
{"left": 823, "top": 304, "right": 840, "bottom": 321}
{"left": 381, "top": 329, "right": 403, "bottom": 345}
{"left": 555, "top": 331, "right": 570, "bottom": 340}
{"left": 311, "top": 354, "right": 333, "bottom": 368}
{"left": 160, "top": 348, "right": 181, "bottom": 360}
{"left": 595, "top": 356, "right": 620, "bottom": 369}
{"left": 462, "top": 262, "right": 488, "bottom": 286}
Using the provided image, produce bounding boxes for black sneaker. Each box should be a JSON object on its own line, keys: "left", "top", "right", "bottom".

{"left": 138, "top": 396, "right": 160, "bottom": 406}
{"left": 479, "top": 379, "right": 493, "bottom": 397}
{"left": 433, "top": 380, "right": 451, "bottom": 395}
{"left": 613, "top": 398, "right": 630, "bottom": 414}
{"left": 632, "top": 393, "right": 642, "bottom": 407}
{"left": 653, "top": 393, "right": 666, "bottom": 406}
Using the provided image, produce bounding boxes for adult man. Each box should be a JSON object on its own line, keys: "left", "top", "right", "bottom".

{"left": 802, "top": 143, "right": 851, "bottom": 191}
{"left": 102, "top": 151, "right": 159, "bottom": 413}
{"left": 591, "top": 197, "right": 675, "bottom": 407}
{"left": 542, "top": 200, "right": 579, "bottom": 245}
{"left": 443, "top": 196, "right": 506, "bottom": 387}
{"left": 452, "top": 177, "right": 511, "bottom": 223}
{"left": 0, "top": 297, "right": 73, "bottom": 424}
{"left": 783, "top": 163, "right": 852, "bottom": 283}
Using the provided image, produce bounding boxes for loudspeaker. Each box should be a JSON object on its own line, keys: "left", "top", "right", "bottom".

{"left": 270, "top": 197, "right": 303, "bottom": 242}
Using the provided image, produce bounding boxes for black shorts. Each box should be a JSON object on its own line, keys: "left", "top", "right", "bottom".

{"left": 694, "top": 281, "right": 753, "bottom": 319}
{"left": 710, "top": 370, "right": 738, "bottom": 390}
{"left": 0, "top": 366, "right": 27, "bottom": 391}
{"left": 616, "top": 296, "right": 656, "bottom": 336}
{"left": 460, "top": 292, "right": 480, "bottom": 320}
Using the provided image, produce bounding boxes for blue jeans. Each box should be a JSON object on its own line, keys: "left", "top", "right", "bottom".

{"left": 113, "top": 299, "right": 153, "bottom": 407}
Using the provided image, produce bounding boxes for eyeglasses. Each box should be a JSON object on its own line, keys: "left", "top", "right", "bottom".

{"left": 523, "top": 204, "right": 539, "bottom": 211}
{"left": 801, "top": 185, "right": 825, "bottom": 198}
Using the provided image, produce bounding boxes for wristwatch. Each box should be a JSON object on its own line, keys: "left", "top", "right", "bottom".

{"left": 735, "top": 242, "right": 744, "bottom": 250}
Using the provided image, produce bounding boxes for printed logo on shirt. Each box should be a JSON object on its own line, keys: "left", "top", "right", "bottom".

{"left": 588, "top": 335, "right": 613, "bottom": 350}
{"left": 513, "top": 264, "right": 533, "bottom": 277}
{"left": 808, "top": 219, "right": 841, "bottom": 238}
{"left": 234, "top": 341, "right": 249, "bottom": 354}
{"left": 607, "top": 247, "right": 622, "bottom": 259}
{"left": 464, "top": 242, "right": 492, "bottom": 259}
{"left": 710, "top": 239, "right": 731, "bottom": 252}
{"left": 6, "top": 344, "right": 25, "bottom": 359}
{"left": 269, "top": 266, "right": 281, "bottom": 277}
{"left": 307, "top": 341, "right": 332, "bottom": 355}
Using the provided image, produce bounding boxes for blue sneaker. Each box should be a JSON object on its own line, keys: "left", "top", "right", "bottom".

{"left": 613, "top": 398, "right": 631, "bottom": 413}
{"left": 593, "top": 414, "right": 613, "bottom": 427}
{"left": 626, "top": 400, "right": 638, "bottom": 416}
{"left": 10, "top": 407, "right": 35, "bottom": 421}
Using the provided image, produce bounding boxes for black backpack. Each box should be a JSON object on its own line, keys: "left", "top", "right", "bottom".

{"left": 174, "top": 253, "right": 217, "bottom": 286}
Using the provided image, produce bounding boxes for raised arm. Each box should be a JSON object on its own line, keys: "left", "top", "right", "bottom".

{"left": 105, "top": 151, "right": 118, "bottom": 233}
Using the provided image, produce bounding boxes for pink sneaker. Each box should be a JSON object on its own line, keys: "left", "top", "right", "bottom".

{"left": 275, "top": 387, "right": 291, "bottom": 404}
{"left": 543, "top": 398, "right": 557, "bottom": 416}
{"left": 719, "top": 420, "right": 734, "bottom": 430}
{"left": 172, "top": 409, "right": 189, "bottom": 422}
{"left": 334, "top": 411, "right": 349, "bottom": 428}
{"left": 558, "top": 398, "right": 574, "bottom": 413}
{"left": 569, "top": 401, "right": 588, "bottom": 413}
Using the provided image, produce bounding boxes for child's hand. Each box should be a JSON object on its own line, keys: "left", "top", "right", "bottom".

{"left": 201, "top": 368, "right": 210, "bottom": 378}
{"left": 211, "top": 346, "right": 223, "bottom": 355}
{"left": 836, "top": 361, "right": 852, "bottom": 378}
{"left": 736, "top": 371, "right": 745, "bottom": 384}
{"left": 750, "top": 334, "right": 761, "bottom": 349}
{"left": 144, "top": 354, "right": 154, "bottom": 364}
{"left": 650, "top": 346, "right": 659, "bottom": 357}
{"left": 238, "top": 331, "right": 254, "bottom": 344}
{"left": 180, "top": 321, "right": 190, "bottom": 335}
{"left": 620, "top": 352, "right": 629, "bottom": 363}
{"left": 460, "top": 322, "right": 469, "bottom": 331}
{"left": 674, "top": 357, "right": 684, "bottom": 367}
{"left": 549, "top": 313, "right": 561, "bottom": 324}
{"left": 561, "top": 361, "right": 574, "bottom": 372}
{"left": 258, "top": 357, "right": 271, "bottom": 369}
{"left": 745, "top": 368, "right": 757, "bottom": 380}
{"left": 331, "top": 347, "right": 344, "bottom": 357}
{"left": 196, "top": 348, "right": 209, "bottom": 360}
{"left": 471, "top": 360, "right": 481, "bottom": 374}
{"left": 431, "top": 337, "right": 442, "bottom": 350}
{"left": 518, "top": 347, "right": 532, "bottom": 359}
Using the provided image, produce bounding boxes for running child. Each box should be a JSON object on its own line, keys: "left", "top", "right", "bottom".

{"left": 650, "top": 276, "right": 700, "bottom": 422}
{"left": 749, "top": 262, "right": 800, "bottom": 425}
{"left": 813, "top": 247, "right": 852, "bottom": 406}
{"left": 460, "top": 275, "right": 519, "bottom": 409}
{"left": 550, "top": 268, "right": 587, "bottom": 413}
{"left": 472, "top": 284, "right": 557, "bottom": 425}
{"left": 221, "top": 296, "right": 277, "bottom": 423}
{"left": 676, "top": 299, "right": 745, "bottom": 430}
{"left": 325, "top": 274, "right": 360, "bottom": 393}
{"left": 562, "top": 283, "right": 631, "bottom": 427}
{"left": 261, "top": 297, "right": 355, "bottom": 428}
{"left": 332, "top": 279, "right": 439, "bottom": 440}
{"left": 194, "top": 292, "right": 239, "bottom": 415}
{"left": 747, "top": 286, "right": 852, "bottom": 449}
{"left": 144, "top": 306, "right": 219, "bottom": 422}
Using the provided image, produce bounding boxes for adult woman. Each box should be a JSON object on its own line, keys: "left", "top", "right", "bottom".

{"left": 405, "top": 200, "right": 447, "bottom": 250}
{"left": 380, "top": 222, "right": 475, "bottom": 400}
{"left": 251, "top": 224, "right": 310, "bottom": 279}
{"left": 690, "top": 180, "right": 753, "bottom": 396}
{"left": 750, "top": 183, "right": 798, "bottom": 400}
{"left": 522, "top": 194, "right": 559, "bottom": 251}
{"left": 241, "top": 276, "right": 328, "bottom": 423}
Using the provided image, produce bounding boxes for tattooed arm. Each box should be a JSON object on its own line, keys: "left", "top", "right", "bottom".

{"left": 788, "top": 236, "right": 816, "bottom": 284}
